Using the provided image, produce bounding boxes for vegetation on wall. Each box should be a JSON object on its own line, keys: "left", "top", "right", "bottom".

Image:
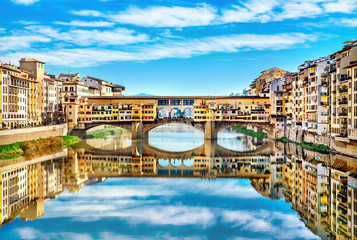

{"left": 0, "top": 135, "right": 80, "bottom": 160}
{"left": 278, "top": 137, "right": 329, "bottom": 154}
{"left": 233, "top": 125, "right": 267, "bottom": 139}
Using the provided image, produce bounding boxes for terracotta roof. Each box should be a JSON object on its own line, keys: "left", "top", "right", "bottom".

{"left": 8, "top": 73, "right": 37, "bottom": 82}
{"left": 112, "top": 84, "right": 125, "bottom": 90}
{"left": 19, "top": 58, "right": 45, "bottom": 64}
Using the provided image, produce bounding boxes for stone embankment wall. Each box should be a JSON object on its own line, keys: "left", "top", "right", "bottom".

{"left": 284, "top": 125, "right": 357, "bottom": 157}
{"left": 0, "top": 124, "right": 68, "bottom": 145}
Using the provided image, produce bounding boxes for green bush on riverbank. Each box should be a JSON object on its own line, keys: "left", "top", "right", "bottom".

{"left": 278, "top": 137, "right": 329, "bottom": 154}
{"left": 0, "top": 135, "right": 80, "bottom": 160}
{"left": 233, "top": 125, "right": 267, "bottom": 139}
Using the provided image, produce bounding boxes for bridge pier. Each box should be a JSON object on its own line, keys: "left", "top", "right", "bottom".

{"left": 132, "top": 122, "right": 146, "bottom": 140}
{"left": 204, "top": 121, "right": 217, "bottom": 140}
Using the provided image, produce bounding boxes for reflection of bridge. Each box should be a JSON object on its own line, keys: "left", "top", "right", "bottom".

{"left": 68, "top": 96, "right": 274, "bottom": 139}
{"left": 81, "top": 138, "right": 274, "bottom": 159}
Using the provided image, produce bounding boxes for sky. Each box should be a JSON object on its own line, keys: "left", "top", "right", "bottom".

{"left": 1, "top": 0, "right": 357, "bottom": 95}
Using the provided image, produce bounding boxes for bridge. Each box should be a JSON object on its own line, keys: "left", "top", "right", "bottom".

{"left": 65, "top": 95, "right": 274, "bottom": 139}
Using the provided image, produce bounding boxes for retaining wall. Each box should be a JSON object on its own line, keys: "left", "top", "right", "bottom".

{"left": 0, "top": 124, "right": 68, "bottom": 145}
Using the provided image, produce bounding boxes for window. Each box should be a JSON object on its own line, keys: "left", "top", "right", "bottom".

{"left": 183, "top": 100, "right": 194, "bottom": 105}
{"left": 170, "top": 100, "right": 181, "bottom": 105}
{"left": 158, "top": 100, "right": 169, "bottom": 106}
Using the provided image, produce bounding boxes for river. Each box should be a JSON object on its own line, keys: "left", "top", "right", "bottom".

{"left": 0, "top": 124, "right": 356, "bottom": 240}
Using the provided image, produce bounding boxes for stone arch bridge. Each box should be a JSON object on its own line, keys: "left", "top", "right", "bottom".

{"left": 72, "top": 119, "right": 274, "bottom": 140}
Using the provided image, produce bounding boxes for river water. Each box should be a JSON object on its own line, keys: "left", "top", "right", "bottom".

{"left": 0, "top": 124, "right": 356, "bottom": 240}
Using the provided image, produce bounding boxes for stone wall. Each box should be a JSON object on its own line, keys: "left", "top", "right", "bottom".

{"left": 0, "top": 124, "right": 68, "bottom": 145}
{"left": 284, "top": 125, "right": 357, "bottom": 157}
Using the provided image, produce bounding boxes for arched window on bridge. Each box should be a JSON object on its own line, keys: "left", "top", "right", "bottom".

{"left": 183, "top": 108, "right": 194, "bottom": 119}
{"left": 170, "top": 108, "right": 182, "bottom": 118}
{"left": 158, "top": 108, "right": 169, "bottom": 118}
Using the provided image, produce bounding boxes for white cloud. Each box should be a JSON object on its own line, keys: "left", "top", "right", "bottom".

{"left": 339, "top": 18, "right": 357, "bottom": 27}
{"left": 2, "top": 32, "right": 316, "bottom": 66}
{"left": 69, "top": 1, "right": 357, "bottom": 28}
{"left": 222, "top": 210, "right": 319, "bottom": 239}
{"left": 71, "top": 10, "right": 103, "bottom": 17}
{"left": 16, "top": 228, "right": 94, "bottom": 240}
{"left": 23, "top": 25, "right": 149, "bottom": 46}
{"left": 0, "top": 35, "right": 51, "bottom": 51}
{"left": 108, "top": 4, "right": 218, "bottom": 27}
{"left": 11, "top": 0, "right": 39, "bottom": 5}
{"left": 54, "top": 20, "right": 115, "bottom": 27}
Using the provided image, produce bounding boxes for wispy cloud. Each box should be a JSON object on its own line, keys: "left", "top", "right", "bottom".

{"left": 70, "top": 1, "right": 357, "bottom": 28}
{"left": 11, "top": 0, "right": 39, "bottom": 5}
{"left": 107, "top": 4, "right": 217, "bottom": 27}
{"left": 0, "top": 35, "right": 51, "bottom": 51}
{"left": 54, "top": 20, "right": 115, "bottom": 27}
{"left": 23, "top": 25, "right": 149, "bottom": 46}
{"left": 2, "top": 32, "right": 316, "bottom": 66}
{"left": 71, "top": 10, "right": 103, "bottom": 17}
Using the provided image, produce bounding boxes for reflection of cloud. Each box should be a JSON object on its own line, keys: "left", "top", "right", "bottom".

{"left": 16, "top": 227, "right": 93, "bottom": 240}
{"left": 222, "top": 210, "right": 318, "bottom": 240}
{"left": 99, "top": 232, "right": 204, "bottom": 240}
{"left": 107, "top": 206, "right": 215, "bottom": 227}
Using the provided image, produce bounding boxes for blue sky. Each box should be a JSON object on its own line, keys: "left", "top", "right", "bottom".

{"left": 1, "top": 0, "right": 357, "bottom": 95}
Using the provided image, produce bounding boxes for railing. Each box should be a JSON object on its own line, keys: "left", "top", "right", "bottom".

{"left": 339, "top": 76, "right": 351, "bottom": 82}
{"left": 339, "top": 112, "right": 348, "bottom": 117}
{"left": 321, "top": 81, "right": 329, "bottom": 87}
{"left": 320, "top": 102, "right": 329, "bottom": 106}
{"left": 321, "top": 92, "right": 329, "bottom": 96}
{"left": 339, "top": 88, "right": 348, "bottom": 93}
{"left": 321, "top": 112, "right": 329, "bottom": 116}
{"left": 339, "top": 100, "right": 348, "bottom": 105}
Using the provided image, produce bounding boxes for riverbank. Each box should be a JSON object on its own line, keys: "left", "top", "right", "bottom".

{"left": 0, "top": 135, "right": 80, "bottom": 160}
{"left": 279, "top": 136, "right": 329, "bottom": 154}
{"left": 233, "top": 124, "right": 330, "bottom": 154}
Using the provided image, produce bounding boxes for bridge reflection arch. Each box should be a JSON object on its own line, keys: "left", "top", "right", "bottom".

{"left": 158, "top": 159, "right": 169, "bottom": 167}
{"left": 170, "top": 159, "right": 182, "bottom": 167}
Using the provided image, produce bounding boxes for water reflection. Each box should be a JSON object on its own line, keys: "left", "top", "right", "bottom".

{"left": 0, "top": 135, "right": 356, "bottom": 240}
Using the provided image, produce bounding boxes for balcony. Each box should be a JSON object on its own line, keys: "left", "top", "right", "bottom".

{"left": 321, "top": 82, "right": 329, "bottom": 87}
{"left": 339, "top": 100, "right": 348, "bottom": 105}
{"left": 348, "top": 128, "right": 357, "bottom": 140}
{"left": 321, "top": 92, "right": 329, "bottom": 96}
{"left": 321, "top": 112, "right": 329, "bottom": 116}
{"left": 320, "top": 101, "right": 329, "bottom": 106}
{"left": 309, "top": 72, "right": 315, "bottom": 76}
{"left": 339, "top": 87, "right": 348, "bottom": 94}
{"left": 339, "top": 75, "right": 351, "bottom": 83}
{"left": 339, "top": 112, "right": 348, "bottom": 117}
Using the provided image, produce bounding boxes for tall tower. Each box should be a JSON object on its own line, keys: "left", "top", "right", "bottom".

{"left": 19, "top": 58, "right": 45, "bottom": 124}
